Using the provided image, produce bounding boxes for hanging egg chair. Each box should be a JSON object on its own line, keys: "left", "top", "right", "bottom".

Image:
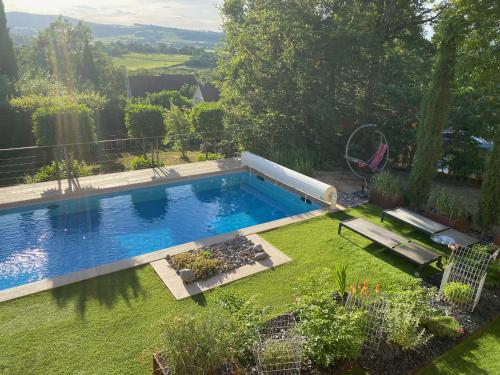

{"left": 345, "top": 124, "right": 389, "bottom": 181}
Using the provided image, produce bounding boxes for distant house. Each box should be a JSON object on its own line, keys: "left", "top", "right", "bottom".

{"left": 193, "top": 82, "right": 221, "bottom": 104}
{"left": 127, "top": 74, "right": 220, "bottom": 104}
{"left": 127, "top": 74, "right": 197, "bottom": 97}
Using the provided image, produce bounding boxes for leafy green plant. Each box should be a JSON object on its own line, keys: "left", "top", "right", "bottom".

{"left": 129, "top": 156, "right": 163, "bottom": 170}
{"left": 334, "top": 264, "right": 348, "bottom": 300}
{"left": 485, "top": 260, "right": 500, "bottom": 290}
{"left": 424, "top": 315, "right": 464, "bottom": 338}
{"left": 165, "top": 105, "right": 191, "bottom": 158}
{"left": 443, "top": 282, "right": 473, "bottom": 305}
{"left": 25, "top": 160, "right": 92, "bottom": 183}
{"left": 146, "top": 90, "right": 192, "bottom": 110}
{"left": 385, "top": 286, "right": 435, "bottom": 350}
{"left": 369, "top": 170, "right": 404, "bottom": 200}
{"left": 271, "top": 149, "right": 316, "bottom": 176}
{"left": 213, "top": 289, "right": 269, "bottom": 365}
{"left": 428, "top": 187, "right": 468, "bottom": 220}
{"left": 294, "top": 289, "right": 366, "bottom": 368}
{"left": 159, "top": 312, "right": 234, "bottom": 375}
{"left": 197, "top": 152, "right": 225, "bottom": 161}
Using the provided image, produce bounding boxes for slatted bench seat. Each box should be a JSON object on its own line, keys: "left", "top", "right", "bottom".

{"left": 338, "top": 217, "right": 442, "bottom": 268}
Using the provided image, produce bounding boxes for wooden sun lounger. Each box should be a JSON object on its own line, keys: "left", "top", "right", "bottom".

{"left": 338, "top": 218, "right": 442, "bottom": 268}
{"left": 381, "top": 207, "right": 449, "bottom": 234}
{"left": 381, "top": 207, "right": 479, "bottom": 247}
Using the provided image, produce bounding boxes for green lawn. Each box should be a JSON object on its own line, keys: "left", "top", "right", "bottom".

{"left": 112, "top": 52, "right": 191, "bottom": 71}
{"left": 0, "top": 205, "right": 446, "bottom": 374}
{"left": 417, "top": 317, "right": 500, "bottom": 375}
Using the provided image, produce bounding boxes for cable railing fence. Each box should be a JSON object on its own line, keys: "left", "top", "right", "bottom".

{"left": 0, "top": 131, "right": 237, "bottom": 187}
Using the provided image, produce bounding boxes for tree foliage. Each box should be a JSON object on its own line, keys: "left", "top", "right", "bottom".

{"left": 124, "top": 103, "right": 165, "bottom": 138}
{"left": 32, "top": 104, "right": 95, "bottom": 146}
{"left": 146, "top": 90, "right": 192, "bottom": 110}
{"left": 0, "top": 0, "right": 17, "bottom": 78}
{"left": 20, "top": 18, "right": 126, "bottom": 96}
{"left": 217, "top": 0, "right": 433, "bottom": 161}
{"left": 409, "top": 16, "right": 458, "bottom": 207}
{"left": 165, "top": 105, "right": 191, "bottom": 157}
{"left": 478, "top": 127, "right": 500, "bottom": 236}
{"left": 191, "top": 101, "right": 224, "bottom": 139}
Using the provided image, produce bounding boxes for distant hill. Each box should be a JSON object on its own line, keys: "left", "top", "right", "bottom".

{"left": 6, "top": 12, "right": 223, "bottom": 47}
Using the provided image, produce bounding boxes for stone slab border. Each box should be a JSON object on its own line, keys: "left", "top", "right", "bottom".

{"left": 150, "top": 234, "right": 292, "bottom": 300}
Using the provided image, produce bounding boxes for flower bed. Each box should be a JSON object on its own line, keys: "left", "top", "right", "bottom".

{"left": 166, "top": 236, "right": 269, "bottom": 283}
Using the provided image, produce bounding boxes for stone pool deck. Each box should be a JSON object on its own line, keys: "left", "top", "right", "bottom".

{"left": 0, "top": 158, "right": 244, "bottom": 209}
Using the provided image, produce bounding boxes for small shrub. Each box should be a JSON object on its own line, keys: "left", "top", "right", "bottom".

{"left": 160, "top": 312, "right": 233, "bottom": 375}
{"left": 129, "top": 156, "right": 163, "bottom": 170}
{"left": 167, "top": 251, "right": 224, "bottom": 281}
{"left": 424, "top": 315, "right": 464, "bottom": 338}
{"left": 385, "top": 286, "right": 435, "bottom": 350}
{"left": 443, "top": 282, "right": 473, "bottom": 305}
{"left": 369, "top": 170, "right": 404, "bottom": 200}
{"left": 485, "top": 260, "right": 500, "bottom": 290}
{"left": 428, "top": 187, "right": 468, "bottom": 220}
{"left": 197, "top": 152, "right": 225, "bottom": 161}
{"left": 25, "top": 160, "right": 92, "bottom": 183}
{"left": 294, "top": 290, "right": 366, "bottom": 368}
{"left": 213, "top": 289, "right": 269, "bottom": 365}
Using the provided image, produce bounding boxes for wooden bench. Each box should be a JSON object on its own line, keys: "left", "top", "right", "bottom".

{"left": 338, "top": 217, "right": 442, "bottom": 268}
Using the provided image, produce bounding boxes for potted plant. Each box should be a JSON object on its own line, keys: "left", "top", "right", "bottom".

{"left": 368, "top": 171, "right": 405, "bottom": 209}
{"left": 426, "top": 188, "right": 470, "bottom": 231}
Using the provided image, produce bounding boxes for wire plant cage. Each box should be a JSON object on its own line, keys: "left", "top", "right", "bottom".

{"left": 254, "top": 314, "right": 304, "bottom": 375}
{"left": 345, "top": 293, "right": 388, "bottom": 351}
{"left": 439, "top": 245, "right": 499, "bottom": 312}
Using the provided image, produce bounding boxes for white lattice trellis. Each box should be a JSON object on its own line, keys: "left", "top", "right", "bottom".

{"left": 439, "top": 245, "right": 498, "bottom": 312}
{"left": 345, "top": 293, "right": 388, "bottom": 351}
{"left": 254, "top": 314, "right": 304, "bottom": 375}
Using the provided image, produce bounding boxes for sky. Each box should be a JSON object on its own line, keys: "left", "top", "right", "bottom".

{"left": 4, "top": 0, "right": 224, "bottom": 31}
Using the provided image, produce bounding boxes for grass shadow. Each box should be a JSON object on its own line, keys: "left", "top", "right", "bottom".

{"left": 51, "top": 266, "right": 146, "bottom": 318}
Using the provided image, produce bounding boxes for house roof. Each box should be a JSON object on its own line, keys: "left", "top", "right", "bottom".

{"left": 128, "top": 74, "right": 197, "bottom": 97}
{"left": 198, "top": 82, "right": 220, "bottom": 102}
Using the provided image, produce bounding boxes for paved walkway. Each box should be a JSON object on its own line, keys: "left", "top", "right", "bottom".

{"left": 0, "top": 158, "right": 243, "bottom": 209}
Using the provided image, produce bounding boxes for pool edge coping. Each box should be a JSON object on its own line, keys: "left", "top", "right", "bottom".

{"left": 0, "top": 207, "right": 336, "bottom": 303}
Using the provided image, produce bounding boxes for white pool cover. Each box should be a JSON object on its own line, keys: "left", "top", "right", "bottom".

{"left": 241, "top": 151, "right": 337, "bottom": 207}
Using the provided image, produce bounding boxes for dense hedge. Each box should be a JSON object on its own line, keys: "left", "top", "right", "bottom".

{"left": 32, "top": 104, "right": 96, "bottom": 146}
{"left": 124, "top": 103, "right": 165, "bottom": 138}
{"left": 190, "top": 101, "right": 224, "bottom": 136}
{"left": 146, "top": 90, "right": 192, "bottom": 110}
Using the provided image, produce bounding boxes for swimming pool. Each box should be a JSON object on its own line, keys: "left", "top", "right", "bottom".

{"left": 0, "top": 172, "right": 320, "bottom": 291}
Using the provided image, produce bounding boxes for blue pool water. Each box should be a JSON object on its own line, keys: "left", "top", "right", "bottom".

{"left": 0, "top": 172, "right": 320, "bottom": 290}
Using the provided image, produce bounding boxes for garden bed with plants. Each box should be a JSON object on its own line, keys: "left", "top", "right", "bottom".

{"left": 154, "top": 251, "right": 500, "bottom": 375}
{"left": 165, "top": 236, "right": 269, "bottom": 283}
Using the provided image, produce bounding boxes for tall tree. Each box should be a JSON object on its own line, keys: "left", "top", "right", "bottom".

{"left": 478, "top": 127, "right": 500, "bottom": 237}
{"left": 408, "top": 15, "right": 458, "bottom": 207}
{"left": 217, "top": 0, "right": 432, "bottom": 161}
{"left": 0, "top": 0, "right": 17, "bottom": 78}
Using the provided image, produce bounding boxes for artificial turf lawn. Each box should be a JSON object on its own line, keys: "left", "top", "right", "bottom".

{"left": 417, "top": 317, "right": 500, "bottom": 375}
{"left": 0, "top": 205, "right": 447, "bottom": 374}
